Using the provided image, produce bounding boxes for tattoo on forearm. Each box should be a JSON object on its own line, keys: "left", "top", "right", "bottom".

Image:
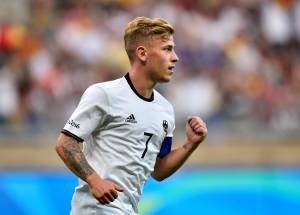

{"left": 62, "top": 139, "right": 94, "bottom": 180}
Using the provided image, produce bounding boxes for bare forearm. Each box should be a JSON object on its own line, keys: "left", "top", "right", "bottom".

{"left": 152, "top": 116, "right": 208, "bottom": 181}
{"left": 55, "top": 134, "right": 94, "bottom": 181}
{"left": 152, "top": 141, "right": 195, "bottom": 181}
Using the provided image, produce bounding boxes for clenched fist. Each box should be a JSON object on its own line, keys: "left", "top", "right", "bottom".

{"left": 185, "top": 116, "right": 208, "bottom": 150}
{"left": 87, "top": 172, "right": 124, "bottom": 204}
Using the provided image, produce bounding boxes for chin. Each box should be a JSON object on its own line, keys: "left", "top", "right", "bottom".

{"left": 154, "top": 70, "right": 173, "bottom": 82}
{"left": 159, "top": 75, "right": 172, "bottom": 83}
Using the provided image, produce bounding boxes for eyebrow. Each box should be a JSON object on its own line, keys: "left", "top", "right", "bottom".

{"left": 163, "top": 44, "right": 176, "bottom": 48}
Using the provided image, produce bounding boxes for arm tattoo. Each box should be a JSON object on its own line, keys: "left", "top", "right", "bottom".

{"left": 62, "top": 139, "right": 94, "bottom": 180}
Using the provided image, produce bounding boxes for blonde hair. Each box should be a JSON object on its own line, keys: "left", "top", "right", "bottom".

{"left": 124, "top": 16, "right": 174, "bottom": 62}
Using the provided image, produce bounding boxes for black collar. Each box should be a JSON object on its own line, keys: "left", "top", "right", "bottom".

{"left": 124, "top": 73, "right": 154, "bottom": 102}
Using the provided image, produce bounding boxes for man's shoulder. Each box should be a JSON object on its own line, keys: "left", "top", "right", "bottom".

{"left": 93, "top": 76, "right": 124, "bottom": 89}
{"left": 82, "top": 77, "right": 125, "bottom": 100}
{"left": 86, "top": 77, "right": 124, "bottom": 93}
{"left": 154, "top": 89, "right": 173, "bottom": 110}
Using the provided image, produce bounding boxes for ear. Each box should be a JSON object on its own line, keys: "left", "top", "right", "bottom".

{"left": 136, "top": 46, "right": 147, "bottom": 62}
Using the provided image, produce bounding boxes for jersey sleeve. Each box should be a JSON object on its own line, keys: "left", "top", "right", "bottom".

{"left": 62, "top": 84, "right": 109, "bottom": 141}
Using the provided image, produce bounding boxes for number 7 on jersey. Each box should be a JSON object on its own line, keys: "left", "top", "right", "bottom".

{"left": 141, "top": 132, "right": 153, "bottom": 158}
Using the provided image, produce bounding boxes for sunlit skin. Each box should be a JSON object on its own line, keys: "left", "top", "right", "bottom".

{"left": 130, "top": 34, "right": 179, "bottom": 99}
{"left": 145, "top": 35, "right": 179, "bottom": 83}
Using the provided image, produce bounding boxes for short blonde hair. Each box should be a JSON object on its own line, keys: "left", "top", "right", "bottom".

{"left": 124, "top": 16, "right": 174, "bottom": 62}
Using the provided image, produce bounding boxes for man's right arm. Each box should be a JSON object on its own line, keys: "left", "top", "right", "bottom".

{"left": 55, "top": 133, "right": 94, "bottom": 180}
{"left": 55, "top": 133, "right": 123, "bottom": 204}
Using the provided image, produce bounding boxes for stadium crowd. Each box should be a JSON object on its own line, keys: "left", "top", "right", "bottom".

{"left": 0, "top": 0, "right": 299, "bottom": 137}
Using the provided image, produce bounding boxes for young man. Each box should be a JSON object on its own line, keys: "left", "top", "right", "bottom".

{"left": 55, "top": 16, "right": 208, "bottom": 215}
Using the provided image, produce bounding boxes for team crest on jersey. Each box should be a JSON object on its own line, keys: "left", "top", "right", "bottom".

{"left": 163, "top": 120, "right": 168, "bottom": 133}
{"left": 125, "top": 114, "right": 137, "bottom": 123}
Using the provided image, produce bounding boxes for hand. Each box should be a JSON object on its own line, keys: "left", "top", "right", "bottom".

{"left": 86, "top": 172, "right": 124, "bottom": 204}
{"left": 185, "top": 116, "right": 208, "bottom": 150}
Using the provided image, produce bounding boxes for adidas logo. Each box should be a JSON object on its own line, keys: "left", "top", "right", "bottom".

{"left": 125, "top": 114, "right": 137, "bottom": 123}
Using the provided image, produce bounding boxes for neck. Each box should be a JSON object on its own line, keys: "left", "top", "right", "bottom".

{"left": 129, "top": 64, "right": 156, "bottom": 99}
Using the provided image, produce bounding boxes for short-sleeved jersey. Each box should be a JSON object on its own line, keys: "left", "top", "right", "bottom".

{"left": 63, "top": 73, "right": 175, "bottom": 214}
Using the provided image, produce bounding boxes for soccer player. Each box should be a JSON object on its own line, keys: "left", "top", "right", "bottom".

{"left": 55, "top": 16, "right": 208, "bottom": 215}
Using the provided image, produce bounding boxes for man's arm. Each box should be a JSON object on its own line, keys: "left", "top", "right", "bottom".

{"left": 151, "top": 116, "right": 207, "bottom": 181}
{"left": 55, "top": 133, "right": 94, "bottom": 180}
{"left": 55, "top": 133, "right": 123, "bottom": 204}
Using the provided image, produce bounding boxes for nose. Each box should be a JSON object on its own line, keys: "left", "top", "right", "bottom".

{"left": 172, "top": 51, "right": 179, "bottom": 63}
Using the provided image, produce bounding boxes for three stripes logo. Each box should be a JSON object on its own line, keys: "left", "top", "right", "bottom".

{"left": 125, "top": 114, "right": 137, "bottom": 123}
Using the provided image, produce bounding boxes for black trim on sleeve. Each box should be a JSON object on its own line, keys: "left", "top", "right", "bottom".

{"left": 61, "top": 129, "right": 84, "bottom": 142}
{"left": 124, "top": 73, "right": 154, "bottom": 102}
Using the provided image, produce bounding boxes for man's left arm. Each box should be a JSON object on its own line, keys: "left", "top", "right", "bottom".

{"left": 151, "top": 116, "right": 207, "bottom": 181}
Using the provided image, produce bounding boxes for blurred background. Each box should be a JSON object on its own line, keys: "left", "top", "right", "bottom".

{"left": 0, "top": 0, "right": 300, "bottom": 214}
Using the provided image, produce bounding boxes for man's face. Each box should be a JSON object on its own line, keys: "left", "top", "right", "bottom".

{"left": 145, "top": 34, "right": 179, "bottom": 82}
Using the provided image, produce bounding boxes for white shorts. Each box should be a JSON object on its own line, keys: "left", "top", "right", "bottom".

{"left": 70, "top": 184, "right": 137, "bottom": 215}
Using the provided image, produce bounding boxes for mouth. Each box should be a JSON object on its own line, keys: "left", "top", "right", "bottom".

{"left": 168, "top": 66, "right": 175, "bottom": 71}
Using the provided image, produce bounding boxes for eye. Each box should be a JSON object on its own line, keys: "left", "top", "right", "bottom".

{"left": 164, "top": 47, "right": 173, "bottom": 52}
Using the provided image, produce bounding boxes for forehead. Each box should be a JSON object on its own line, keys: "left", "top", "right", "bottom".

{"left": 150, "top": 34, "right": 175, "bottom": 46}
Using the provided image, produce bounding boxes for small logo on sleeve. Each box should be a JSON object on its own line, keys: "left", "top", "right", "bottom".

{"left": 163, "top": 120, "right": 168, "bottom": 133}
{"left": 125, "top": 114, "right": 137, "bottom": 123}
{"left": 68, "top": 120, "right": 80, "bottom": 129}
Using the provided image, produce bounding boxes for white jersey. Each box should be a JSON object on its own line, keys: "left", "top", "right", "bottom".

{"left": 63, "top": 74, "right": 175, "bottom": 215}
